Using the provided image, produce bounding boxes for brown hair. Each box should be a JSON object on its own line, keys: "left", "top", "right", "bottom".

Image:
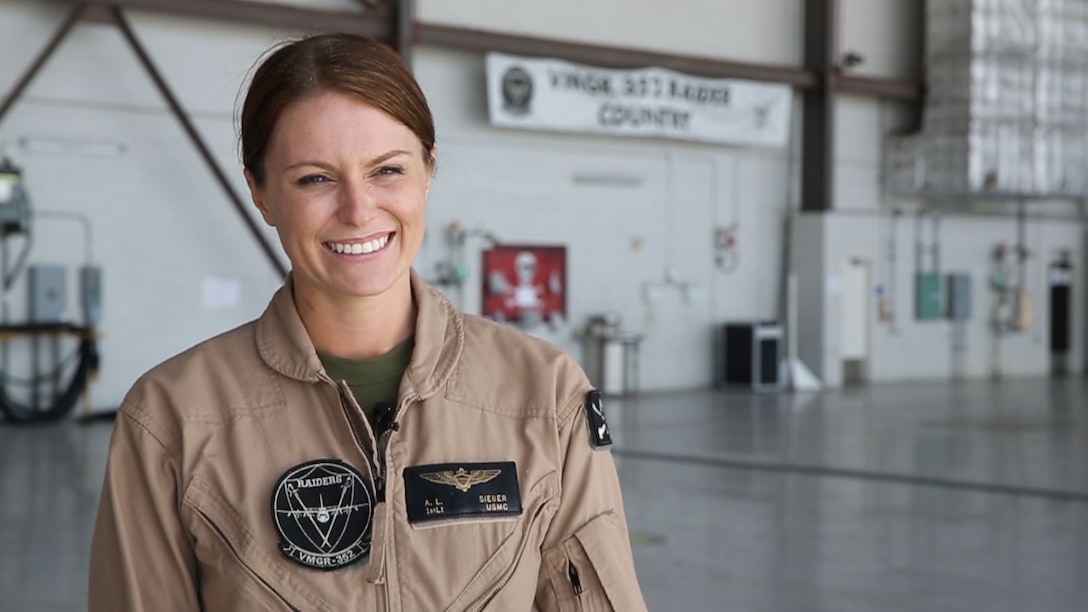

{"left": 240, "top": 34, "right": 435, "bottom": 186}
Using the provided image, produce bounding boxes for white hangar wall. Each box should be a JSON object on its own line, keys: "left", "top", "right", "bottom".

{"left": 794, "top": 205, "right": 1085, "bottom": 388}
{"left": 0, "top": 0, "right": 1069, "bottom": 412}
{"left": 412, "top": 46, "right": 796, "bottom": 392}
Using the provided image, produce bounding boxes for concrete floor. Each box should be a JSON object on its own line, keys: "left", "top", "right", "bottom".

{"left": 2, "top": 378, "right": 1087, "bottom": 611}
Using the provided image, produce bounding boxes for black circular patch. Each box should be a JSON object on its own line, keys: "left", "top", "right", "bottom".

{"left": 272, "top": 459, "right": 373, "bottom": 571}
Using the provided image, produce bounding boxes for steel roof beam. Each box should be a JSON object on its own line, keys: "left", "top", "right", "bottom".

{"left": 0, "top": 3, "right": 87, "bottom": 125}
{"left": 62, "top": 0, "right": 393, "bottom": 39}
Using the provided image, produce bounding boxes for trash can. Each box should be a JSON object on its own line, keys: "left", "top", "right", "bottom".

{"left": 714, "top": 321, "right": 782, "bottom": 392}
{"left": 582, "top": 313, "right": 642, "bottom": 396}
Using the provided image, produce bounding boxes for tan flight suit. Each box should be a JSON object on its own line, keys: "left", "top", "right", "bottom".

{"left": 90, "top": 269, "right": 646, "bottom": 611}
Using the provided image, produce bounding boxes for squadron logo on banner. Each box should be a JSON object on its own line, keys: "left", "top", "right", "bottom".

{"left": 501, "top": 66, "right": 534, "bottom": 115}
{"left": 486, "top": 52, "right": 792, "bottom": 147}
{"left": 272, "top": 460, "right": 373, "bottom": 571}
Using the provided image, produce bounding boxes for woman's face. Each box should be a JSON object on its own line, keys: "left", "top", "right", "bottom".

{"left": 247, "top": 92, "right": 432, "bottom": 308}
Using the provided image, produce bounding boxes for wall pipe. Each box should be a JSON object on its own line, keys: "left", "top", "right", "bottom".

{"left": 112, "top": 7, "right": 287, "bottom": 278}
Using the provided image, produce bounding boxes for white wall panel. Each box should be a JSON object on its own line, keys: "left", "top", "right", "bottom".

{"left": 797, "top": 208, "right": 1083, "bottom": 386}
{"left": 840, "top": 0, "right": 922, "bottom": 79}
{"left": 418, "top": 0, "right": 803, "bottom": 66}
{"left": 415, "top": 47, "right": 794, "bottom": 391}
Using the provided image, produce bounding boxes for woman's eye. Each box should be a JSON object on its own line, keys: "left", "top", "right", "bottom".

{"left": 296, "top": 175, "right": 329, "bottom": 187}
{"left": 377, "top": 166, "right": 405, "bottom": 177}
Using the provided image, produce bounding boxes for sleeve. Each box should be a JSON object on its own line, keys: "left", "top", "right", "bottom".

{"left": 533, "top": 391, "right": 648, "bottom": 612}
{"left": 88, "top": 404, "right": 201, "bottom": 611}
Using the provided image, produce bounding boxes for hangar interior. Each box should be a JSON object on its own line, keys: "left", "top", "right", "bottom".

{"left": 1, "top": 0, "right": 1087, "bottom": 610}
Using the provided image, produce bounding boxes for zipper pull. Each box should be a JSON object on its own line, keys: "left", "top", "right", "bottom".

{"left": 568, "top": 560, "right": 583, "bottom": 596}
{"left": 375, "top": 476, "right": 385, "bottom": 503}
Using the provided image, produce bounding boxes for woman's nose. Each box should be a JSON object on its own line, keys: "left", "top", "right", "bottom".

{"left": 337, "top": 182, "right": 378, "bottom": 226}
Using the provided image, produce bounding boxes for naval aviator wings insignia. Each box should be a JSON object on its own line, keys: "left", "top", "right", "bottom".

{"left": 420, "top": 467, "right": 502, "bottom": 492}
{"left": 404, "top": 462, "right": 522, "bottom": 524}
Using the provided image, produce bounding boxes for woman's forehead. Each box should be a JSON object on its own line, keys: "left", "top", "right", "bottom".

{"left": 267, "top": 93, "right": 421, "bottom": 159}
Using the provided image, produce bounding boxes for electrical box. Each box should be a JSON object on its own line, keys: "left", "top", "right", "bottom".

{"left": 916, "top": 272, "right": 944, "bottom": 320}
{"left": 80, "top": 265, "right": 103, "bottom": 326}
{"left": 946, "top": 273, "right": 971, "bottom": 321}
{"left": 29, "top": 265, "right": 67, "bottom": 323}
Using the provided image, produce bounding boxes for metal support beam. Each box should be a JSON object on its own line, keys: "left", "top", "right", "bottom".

{"left": 801, "top": 0, "right": 838, "bottom": 213}
{"left": 395, "top": 0, "right": 417, "bottom": 64}
{"left": 63, "top": 0, "right": 393, "bottom": 39}
{"left": 46, "top": 0, "right": 921, "bottom": 101}
{"left": 836, "top": 74, "right": 921, "bottom": 101}
{"left": 0, "top": 3, "right": 86, "bottom": 126}
{"left": 419, "top": 23, "right": 815, "bottom": 87}
{"left": 111, "top": 7, "right": 287, "bottom": 278}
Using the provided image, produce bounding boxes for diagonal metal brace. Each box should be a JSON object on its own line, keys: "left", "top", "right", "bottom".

{"left": 111, "top": 6, "right": 287, "bottom": 278}
{"left": 0, "top": 3, "right": 87, "bottom": 125}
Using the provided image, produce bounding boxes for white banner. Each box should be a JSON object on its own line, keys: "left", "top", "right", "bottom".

{"left": 486, "top": 52, "right": 792, "bottom": 147}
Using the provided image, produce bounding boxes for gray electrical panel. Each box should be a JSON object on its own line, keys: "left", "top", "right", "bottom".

{"left": 947, "top": 272, "right": 971, "bottom": 321}
{"left": 80, "top": 265, "right": 103, "bottom": 326}
{"left": 29, "top": 265, "right": 67, "bottom": 323}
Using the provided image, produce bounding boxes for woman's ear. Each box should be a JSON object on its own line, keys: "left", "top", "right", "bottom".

{"left": 426, "top": 144, "right": 439, "bottom": 194}
{"left": 245, "top": 169, "right": 276, "bottom": 227}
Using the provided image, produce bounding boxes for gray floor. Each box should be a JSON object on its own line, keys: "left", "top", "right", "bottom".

{"left": 3, "top": 378, "right": 1088, "bottom": 611}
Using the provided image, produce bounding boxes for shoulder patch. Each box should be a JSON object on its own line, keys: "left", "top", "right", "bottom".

{"left": 584, "top": 390, "right": 613, "bottom": 449}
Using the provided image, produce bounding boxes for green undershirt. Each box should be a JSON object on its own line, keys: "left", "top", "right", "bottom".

{"left": 318, "top": 337, "right": 415, "bottom": 432}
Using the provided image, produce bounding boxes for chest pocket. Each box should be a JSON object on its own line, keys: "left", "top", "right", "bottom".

{"left": 183, "top": 476, "right": 329, "bottom": 612}
{"left": 400, "top": 471, "right": 559, "bottom": 612}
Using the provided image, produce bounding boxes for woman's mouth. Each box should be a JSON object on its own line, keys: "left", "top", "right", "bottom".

{"left": 326, "top": 233, "right": 391, "bottom": 255}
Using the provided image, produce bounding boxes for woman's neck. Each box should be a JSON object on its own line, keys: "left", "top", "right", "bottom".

{"left": 293, "top": 277, "right": 416, "bottom": 360}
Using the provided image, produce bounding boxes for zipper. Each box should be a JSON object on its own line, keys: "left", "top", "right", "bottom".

{"left": 373, "top": 394, "right": 413, "bottom": 504}
{"left": 568, "top": 560, "right": 583, "bottom": 596}
{"left": 333, "top": 382, "right": 384, "bottom": 499}
{"left": 195, "top": 508, "right": 299, "bottom": 611}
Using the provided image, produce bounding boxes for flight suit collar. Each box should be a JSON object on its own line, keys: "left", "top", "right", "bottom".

{"left": 254, "top": 269, "right": 463, "bottom": 402}
{"left": 402, "top": 268, "right": 463, "bottom": 403}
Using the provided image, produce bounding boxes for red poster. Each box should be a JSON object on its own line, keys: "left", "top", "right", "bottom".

{"left": 482, "top": 245, "right": 567, "bottom": 327}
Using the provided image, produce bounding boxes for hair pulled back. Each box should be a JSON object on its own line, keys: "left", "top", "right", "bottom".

{"left": 241, "top": 34, "right": 435, "bottom": 186}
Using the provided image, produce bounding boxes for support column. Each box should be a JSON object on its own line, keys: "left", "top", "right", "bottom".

{"left": 802, "top": 0, "right": 838, "bottom": 213}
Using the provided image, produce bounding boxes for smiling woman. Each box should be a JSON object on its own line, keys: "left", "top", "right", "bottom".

{"left": 88, "top": 33, "right": 646, "bottom": 612}
{"left": 246, "top": 93, "right": 432, "bottom": 358}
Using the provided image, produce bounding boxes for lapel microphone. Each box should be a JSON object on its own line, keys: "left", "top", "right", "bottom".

{"left": 374, "top": 401, "right": 400, "bottom": 436}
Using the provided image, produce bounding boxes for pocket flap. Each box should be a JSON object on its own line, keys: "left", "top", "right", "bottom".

{"left": 184, "top": 476, "right": 329, "bottom": 610}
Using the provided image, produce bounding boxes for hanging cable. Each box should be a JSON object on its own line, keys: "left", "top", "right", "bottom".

{"left": 0, "top": 323, "right": 98, "bottom": 423}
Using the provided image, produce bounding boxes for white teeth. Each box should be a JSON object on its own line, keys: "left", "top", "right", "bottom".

{"left": 329, "top": 235, "right": 389, "bottom": 255}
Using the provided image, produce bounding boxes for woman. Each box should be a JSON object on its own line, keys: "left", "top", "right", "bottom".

{"left": 90, "top": 33, "right": 646, "bottom": 611}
